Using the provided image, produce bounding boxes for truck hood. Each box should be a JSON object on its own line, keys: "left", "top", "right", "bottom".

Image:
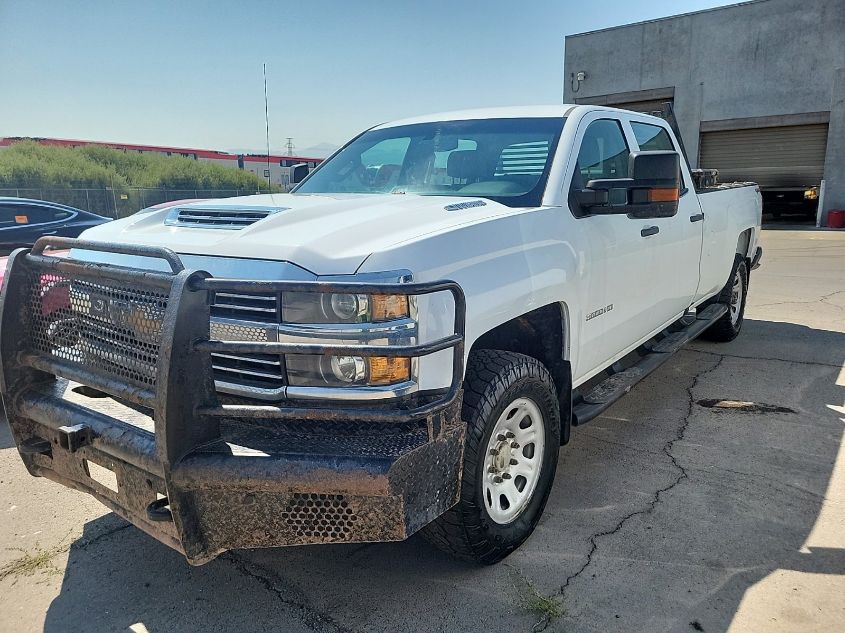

{"left": 80, "top": 193, "right": 518, "bottom": 275}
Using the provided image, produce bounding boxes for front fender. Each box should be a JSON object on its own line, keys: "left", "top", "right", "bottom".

{"left": 358, "top": 207, "right": 582, "bottom": 391}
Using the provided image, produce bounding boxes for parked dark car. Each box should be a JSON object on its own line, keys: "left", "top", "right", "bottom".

{"left": 0, "top": 198, "right": 110, "bottom": 254}
{"left": 0, "top": 198, "right": 204, "bottom": 286}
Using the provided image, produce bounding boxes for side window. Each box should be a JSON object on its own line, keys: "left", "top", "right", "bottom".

{"left": 1, "top": 205, "right": 48, "bottom": 228}
{"left": 576, "top": 119, "right": 630, "bottom": 183}
{"left": 631, "top": 122, "right": 675, "bottom": 151}
{"left": 631, "top": 121, "right": 687, "bottom": 190}
{"left": 0, "top": 206, "right": 20, "bottom": 228}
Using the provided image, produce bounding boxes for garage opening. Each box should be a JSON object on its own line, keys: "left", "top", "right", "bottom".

{"left": 699, "top": 124, "right": 829, "bottom": 223}
{"left": 608, "top": 99, "right": 675, "bottom": 117}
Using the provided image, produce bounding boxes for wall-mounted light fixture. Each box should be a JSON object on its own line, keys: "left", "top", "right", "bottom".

{"left": 570, "top": 71, "right": 587, "bottom": 93}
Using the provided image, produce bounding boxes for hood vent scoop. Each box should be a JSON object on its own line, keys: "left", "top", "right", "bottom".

{"left": 165, "top": 205, "right": 287, "bottom": 230}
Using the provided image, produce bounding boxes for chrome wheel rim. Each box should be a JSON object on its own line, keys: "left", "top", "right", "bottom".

{"left": 730, "top": 269, "right": 743, "bottom": 326}
{"left": 482, "top": 397, "right": 546, "bottom": 525}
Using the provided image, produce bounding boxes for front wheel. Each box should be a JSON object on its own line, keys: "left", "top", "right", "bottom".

{"left": 422, "top": 350, "right": 560, "bottom": 564}
{"left": 702, "top": 254, "right": 748, "bottom": 342}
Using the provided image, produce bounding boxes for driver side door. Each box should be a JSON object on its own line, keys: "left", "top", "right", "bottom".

{"left": 568, "top": 116, "right": 660, "bottom": 382}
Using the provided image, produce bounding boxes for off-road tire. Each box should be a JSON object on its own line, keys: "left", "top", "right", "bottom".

{"left": 702, "top": 254, "right": 748, "bottom": 342}
{"left": 421, "top": 350, "right": 560, "bottom": 564}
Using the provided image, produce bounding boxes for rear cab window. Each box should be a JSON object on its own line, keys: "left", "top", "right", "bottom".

{"left": 630, "top": 120, "right": 688, "bottom": 192}
{"left": 631, "top": 122, "right": 675, "bottom": 151}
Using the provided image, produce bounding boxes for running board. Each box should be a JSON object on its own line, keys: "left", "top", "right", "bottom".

{"left": 572, "top": 304, "right": 727, "bottom": 426}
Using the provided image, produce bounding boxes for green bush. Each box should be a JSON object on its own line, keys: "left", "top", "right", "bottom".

{"left": 0, "top": 141, "right": 277, "bottom": 192}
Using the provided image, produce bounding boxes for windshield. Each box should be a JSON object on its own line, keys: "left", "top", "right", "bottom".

{"left": 293, "top": 117, "right": 564, "bottom": 207}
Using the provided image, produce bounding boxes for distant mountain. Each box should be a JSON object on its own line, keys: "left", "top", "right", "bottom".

{"left": 298, "top": 143, "right": 339, "bottom": 158}
{"left": 227, "top": 142, "right": 339, "bottom": 159}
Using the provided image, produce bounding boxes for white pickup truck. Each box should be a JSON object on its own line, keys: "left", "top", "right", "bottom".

{"left": 1, "top": 105, "right": 762, "bottom": 565}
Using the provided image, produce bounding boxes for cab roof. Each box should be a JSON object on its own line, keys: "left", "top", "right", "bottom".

{"left": 374, "top": 105, "right": 580, "bottom": 129}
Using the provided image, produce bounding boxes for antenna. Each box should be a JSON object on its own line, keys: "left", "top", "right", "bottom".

{"left": 263, "top": 63, "right": 271, "bottom": 190}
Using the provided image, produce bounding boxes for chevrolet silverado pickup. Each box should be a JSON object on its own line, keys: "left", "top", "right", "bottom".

{"left": 0, "top": 105, "right": 762, "bottom": 565}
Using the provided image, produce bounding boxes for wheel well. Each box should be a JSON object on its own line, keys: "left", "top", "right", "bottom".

{"left": 469, "top": 303, "right": 572, "bottom": 444}
{"left": 737, "top": 229, "right": 752, "bottom": 259}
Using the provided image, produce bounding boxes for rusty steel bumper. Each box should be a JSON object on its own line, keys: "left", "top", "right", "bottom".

{"left": 0, "top": 238, "right": 466, "bottom": 565}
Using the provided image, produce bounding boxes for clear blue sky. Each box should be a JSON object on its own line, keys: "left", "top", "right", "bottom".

{"left": 1, "top": 0, "right": 731, "bottom": 154}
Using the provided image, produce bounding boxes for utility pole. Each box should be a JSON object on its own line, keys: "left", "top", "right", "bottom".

{"left": 286, "top": 137, "right": 295, "bottom": 156}
{"left": 263, "top": 63, "right": 271, "bottom": 190}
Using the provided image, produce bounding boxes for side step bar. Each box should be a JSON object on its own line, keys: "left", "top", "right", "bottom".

{"left": 572, "top": 304, "right": 727, "bottom": 426}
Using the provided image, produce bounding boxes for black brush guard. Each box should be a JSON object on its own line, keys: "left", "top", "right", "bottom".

{"left": 0, "top": 237, "right": 466, "bottom": 564}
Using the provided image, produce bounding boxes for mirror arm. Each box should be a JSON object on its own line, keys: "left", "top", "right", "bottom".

{"left": 574, "top": 188, "right": 610, "bottom": 208}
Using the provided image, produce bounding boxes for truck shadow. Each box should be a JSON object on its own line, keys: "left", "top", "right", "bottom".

{"left": 41, "top": 318, "right": 844, "bottom": 633}
{"left": 0, "top": 415, "right": 15, "bottom": 450}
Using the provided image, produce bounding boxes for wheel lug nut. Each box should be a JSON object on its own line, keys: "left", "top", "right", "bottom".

{"left": 510, "top": 458, "right": 518, "bottom": 465}
{"left": 496, "top": 434, "right": 506, "bottom": 441}
{"left": 505, "top": 431, "right": 515, "bottom": 439}
{"left": 502, "top": 473, "right": 512, "bottom": 480}
{"left": 488, "top": 466, "right": 496, "bottom": 474}
{"left": 493, "top": 476, "right": 503, "bottom": 483}
{"left": 489, "top": 448, "right": 499, "bottom": 456}
{"left": 511, "top": 441, "right": 520, "bottom": 448}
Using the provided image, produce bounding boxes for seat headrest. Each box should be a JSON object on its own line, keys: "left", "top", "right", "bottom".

{"left": 447, "top": 150, "right": 483, "bottom": 181}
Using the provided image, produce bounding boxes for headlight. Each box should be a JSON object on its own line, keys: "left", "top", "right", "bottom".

{"left": 282, "top": 292, "right": 409, "bottom": 324}
{"left": 286, "top": 354, "right": 411, "bottom": 387}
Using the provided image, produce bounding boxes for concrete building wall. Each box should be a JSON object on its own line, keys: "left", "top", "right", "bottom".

{"left": 563, "top": 0, "right": 845, "bottom": 220}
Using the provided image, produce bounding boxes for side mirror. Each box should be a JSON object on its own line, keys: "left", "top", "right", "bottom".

{"left": 576, "top": 151, "right": 681, "bottom": 217}
{"left": 290, "top": 163, "right": 309, "bottom": 184}
{"left": 626, "top": 151, "right": 681, "bottom": 217}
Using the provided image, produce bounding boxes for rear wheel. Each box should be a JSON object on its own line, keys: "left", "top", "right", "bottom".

{"left": 422, "top": 350, "right": 560, "bottom": 564}
{"left": 702, "top": 254, "right": 748, "bottom": 342}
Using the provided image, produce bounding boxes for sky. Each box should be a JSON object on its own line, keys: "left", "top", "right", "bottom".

{"left": 0, "top": 0, "right": 732, "bottom": 156}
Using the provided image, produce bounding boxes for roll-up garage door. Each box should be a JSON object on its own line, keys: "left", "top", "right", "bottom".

{"left": 698, "top": 124, "right": 828, "bottom": 188}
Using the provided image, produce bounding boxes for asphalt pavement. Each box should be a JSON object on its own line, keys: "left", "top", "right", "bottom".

{"left": 1, "top": 229, "right": 843, "bottom": 633}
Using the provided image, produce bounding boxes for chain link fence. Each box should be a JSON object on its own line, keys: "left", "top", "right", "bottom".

{"left": 0, "top": 187, "right": 270, "bottom": 219}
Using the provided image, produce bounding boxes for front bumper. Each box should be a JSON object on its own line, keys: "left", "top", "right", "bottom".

{"left": 0, "top": 238, "right": 466, "bottom": 564}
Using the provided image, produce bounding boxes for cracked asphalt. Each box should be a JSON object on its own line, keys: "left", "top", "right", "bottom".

{"left": 1, "top": 229, "right": 844, "bottom": 633}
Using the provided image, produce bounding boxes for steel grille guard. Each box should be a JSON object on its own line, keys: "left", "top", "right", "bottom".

{"left": 0, "top": 236, "right": 467, "bottom": 564}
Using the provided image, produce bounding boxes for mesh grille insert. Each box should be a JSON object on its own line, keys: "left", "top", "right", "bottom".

{"left": 26, "top": 272, "right": 167, "bottom": 391}
{"left": 280, "top": 493, "right": 358, "bottom": 540}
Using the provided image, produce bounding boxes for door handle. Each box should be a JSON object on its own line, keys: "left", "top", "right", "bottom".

{"left": 690, "top": 213, "right": 705, "bottom": 223}
{"left": 640, "top": 226, "right": 659, "bottom": 237}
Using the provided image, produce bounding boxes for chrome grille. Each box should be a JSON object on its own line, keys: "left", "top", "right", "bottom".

{"left": 210, "top": 292, "right": 278, "bottom": 323}
{"left": 211, "top": 352, "right": 285, "bottom": 396}
{"left": 208, "top": 298, "right": 284, "bottom": 398}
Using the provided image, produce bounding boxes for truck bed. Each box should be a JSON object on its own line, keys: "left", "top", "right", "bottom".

{"left": 696, "top": 181, "right": 758, "bottom": 194}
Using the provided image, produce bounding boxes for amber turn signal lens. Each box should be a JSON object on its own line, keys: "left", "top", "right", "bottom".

{"left": 371, "top": 294, "right": 409, "bottom": 321}
{"left": 367, "top": 356, "right": 411, "bottom": 385}
{"left": 648, "top": 188, "right": 680, "bottom": 202}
